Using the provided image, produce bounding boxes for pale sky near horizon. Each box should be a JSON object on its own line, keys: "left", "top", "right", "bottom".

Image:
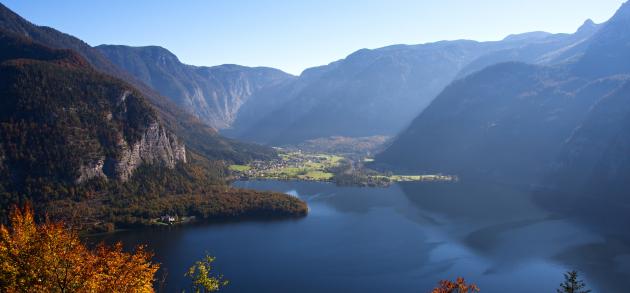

{"left": 2, "top": 0, "right": 626, "bottom": 75}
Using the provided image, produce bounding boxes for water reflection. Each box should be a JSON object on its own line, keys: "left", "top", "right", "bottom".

{"left": 97, "top": 180, "right": 629, "bottom": 292}
{"left": 399, "top": 181, "right": 630, "bottom": 292}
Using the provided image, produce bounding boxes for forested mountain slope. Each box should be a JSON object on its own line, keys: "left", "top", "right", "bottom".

{"left": 0, "top": 3, "right": 275, "bottom": 163}
{"left": 0, "top": 29, "right": 306, "bottom": 230}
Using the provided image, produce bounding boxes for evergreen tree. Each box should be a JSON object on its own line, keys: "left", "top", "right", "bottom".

{"left": 557, "top": 270, "right": 591, "bottom": 293}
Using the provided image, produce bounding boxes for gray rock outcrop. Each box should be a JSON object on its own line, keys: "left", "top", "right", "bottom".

{"left": 112, "top": 122, "right": 186, "bottom": 181}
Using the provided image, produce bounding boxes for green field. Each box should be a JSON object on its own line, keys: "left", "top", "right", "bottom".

{"left": 231, "top": 150, "right": 340, "bottom": 181}
{"left": 229, "top": 164, "right": 252, "bottom": 172}
{"left": 230, "top": 149, "right": 455, "bottom": 184}
{"left": 301, "top": 171, "right": 334, "bottom": 180}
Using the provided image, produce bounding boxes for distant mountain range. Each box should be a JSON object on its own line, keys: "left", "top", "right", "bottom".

{"left": 376, "top": 1, "right": 630, "bottom": 204}
{"left": 97, "top": 45, "right": 295, "bottom": 129}
{"left": 88, "top": 15, "right": 602, "bottom": 146}
{"left": 234, "top": 20, "right": 604, "bottom": 145}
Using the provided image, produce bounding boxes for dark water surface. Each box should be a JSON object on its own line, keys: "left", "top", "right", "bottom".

{"left": 97, "top": 180, "right": 630, "bottom": 292}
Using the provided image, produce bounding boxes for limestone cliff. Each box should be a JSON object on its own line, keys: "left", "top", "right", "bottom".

{"left": 110, "top": 122, "right": 186, "bottom": 181}
{"left": 96, "top": 45, "right": 295, "bottom": 129}
{"left": 0, "top": 30, "right": 187, "bottom": 187}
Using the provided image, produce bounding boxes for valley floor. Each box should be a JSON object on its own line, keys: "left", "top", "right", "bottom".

{"left": 229, "top": 148, "right": 457, "bottom": 187}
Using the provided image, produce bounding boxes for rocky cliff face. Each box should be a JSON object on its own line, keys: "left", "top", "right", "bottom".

{"left": 109, "top": 122, "right": 186, "bottom": 181}
{"left": 96, "top": 45, "right": 295, "bottom": 129}
{"left": 78, "top": 122, "right": 186, "bottom": 183}
{"left": 86, "top": 89, "right": 187, "bottom": 183}
{"left": 0, "top": 30, "right": 187, "bottom": 188}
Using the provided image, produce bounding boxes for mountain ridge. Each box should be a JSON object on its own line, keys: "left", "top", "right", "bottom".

{"left": 0, "top": 28, "right": 186, "bottom": 206}
{"left": 96, "top": 44, "right": 295, "bottom": 129}
{"left": 0, "top": 3, "right": 276, "bottom": 163}
{"left": 375, "top": 1, "right": 630, "bottom": 195}
{"left": 0, "top": 4, "right": 306, "bottom": 229}
{"left": 228, "top": 21, "right": 600, "bottom": 145}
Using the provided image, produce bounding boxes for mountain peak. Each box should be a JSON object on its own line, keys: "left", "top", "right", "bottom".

{"left": 575, "top": 18, "right": 600, "bottom": 35}
{"left": 609, "top": 1, "right": 630, "bottom": 24}
{"left": 578, "top": 18, "right": 595, "bottom": 31}
{"left": 574, "top": 0, "right": 630, "bottom": 77}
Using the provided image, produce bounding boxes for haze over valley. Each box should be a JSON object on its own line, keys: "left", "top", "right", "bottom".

{"left": 1, "top": 1, "right": 629, "bottom": 292}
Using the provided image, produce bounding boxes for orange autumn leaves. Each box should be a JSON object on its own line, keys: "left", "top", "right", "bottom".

{"left": 0, "top": 205, "right": 159, "bottom": 292}
{"left": 431, "top": 277, "right": 480, "bottom": 293}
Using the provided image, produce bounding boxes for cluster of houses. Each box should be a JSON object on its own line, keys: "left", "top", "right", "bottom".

{"left": 233, "top": 152, "right": 333, "bottom": 180}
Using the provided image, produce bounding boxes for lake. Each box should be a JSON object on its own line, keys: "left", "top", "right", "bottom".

{"left": 97, "top": 180, "right": 630, "bottom": 292}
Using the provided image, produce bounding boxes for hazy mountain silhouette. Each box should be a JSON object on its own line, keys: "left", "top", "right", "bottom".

{"left": 229, "top": 21, "right": 600, "bottom": 145}
{"left": 574, "top": 2, "right": 630, "bottom": 77}
{"left": 376, "top": 2, "right": 630, "bottom": 191}
{"left": 456, "top": 19, "right": 601, "bottom": 78}
{"left": 97, "top": 45, "right": 294, "bottom": 129}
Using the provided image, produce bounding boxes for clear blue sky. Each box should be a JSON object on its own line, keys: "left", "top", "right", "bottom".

{"left": 2, "top": 0, "right": 625, "bottom": 75}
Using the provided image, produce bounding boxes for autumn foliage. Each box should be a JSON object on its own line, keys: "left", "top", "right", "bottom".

{"left": 0, "top": 205, "right": 159, "bottom": 292}
{"left": 431, "top": 277, "right": 480, "bottom": 293}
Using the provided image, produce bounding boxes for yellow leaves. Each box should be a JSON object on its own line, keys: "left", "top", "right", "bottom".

{"left": 185, "top": 254, "right": 228, "bottom": 293}
{"left": 0, "top": 204, "right": 159, "bottom": 292}
{"left": 91, "top": 243, "right": 158, "bottom": 292}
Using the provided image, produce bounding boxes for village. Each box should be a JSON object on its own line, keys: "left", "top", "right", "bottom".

{"left": 229, "top": 148, "right": 458, "bottom": 186}
{"left": 229, "top": 149, "right": 340, "bottom": 181}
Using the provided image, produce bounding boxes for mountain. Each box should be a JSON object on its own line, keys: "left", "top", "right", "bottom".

{"left": 49, "top": 3, "right": 597, "bottom": 147}
{"left": 544, "top": 81, "right": 630, "bottom": 197}
{"left": 225, "top": 75, "right": 309, "bottom": 138}
{"left": 229, "top": 22, "right": 600, "bottom": 145}
{"left": 96, "top": 45, "right": 294, "bottom": 129}
{"left": 375, "top": 62, "right": 627, "bottom": 184}
{"left": 231, "top": 41, "right": 495, "bottom": 144}
{"left": 0, "top": 3, "right": 275, "bottom": 163}
{"left": 534, "top": 3, "right": 630, "bottom": 230}
{"left": 0, "top": 9, "right": 306, "bottom": 229}
{"left": 0, "top": 29, "right": 306, "bottom": 229}
{"left": 574, "top": 2, "right": 630, "bottom": 78}
{"left": 456, "top": 19, "right": 602, "bottom": 78}
{"left": 375, "top": 2, "right": 630, "bottom": 189}
{"left": 0, "top": 4, "right": 120, "bottom": 76}
{"left": 0, "top": 29, "right": 186, "bottom": 186}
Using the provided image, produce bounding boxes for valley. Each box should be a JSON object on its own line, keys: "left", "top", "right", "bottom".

{"left": 229, "top": 148, "right": 457, "bottom": 186}
{"left": 1, "top": 1, "right": 630, "bottom": 292}
{"left": 229, "top": 150, "right": 341, "bottom": 181}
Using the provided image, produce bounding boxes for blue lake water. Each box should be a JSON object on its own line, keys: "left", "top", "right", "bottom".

{"left": 97, "top": 180, "right": 630, "bottom": 292}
